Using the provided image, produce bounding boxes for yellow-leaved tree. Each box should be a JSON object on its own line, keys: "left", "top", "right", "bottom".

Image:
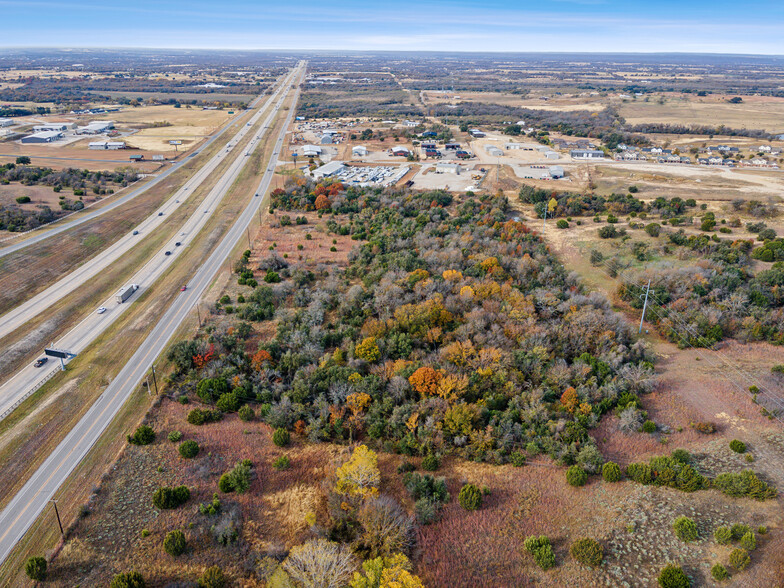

{"left": 350, "top": 554, "right": 424, "bottom": 588}
{"left": 336, "top": 445, "right": 380, "bottom": 499}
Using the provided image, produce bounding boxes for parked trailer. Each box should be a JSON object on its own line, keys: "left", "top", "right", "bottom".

{"left": 116, "top": 284, "right": 139, "bottom": 304}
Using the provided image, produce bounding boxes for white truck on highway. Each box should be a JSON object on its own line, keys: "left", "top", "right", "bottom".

{"left": 116, "top": 284, "right": 139, "bottom": 304}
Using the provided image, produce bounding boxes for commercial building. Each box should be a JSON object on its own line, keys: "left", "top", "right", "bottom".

{"left": 33, "top": 123, "right": 72, "bottom": 132}
{"left": 435, "top": 162, "right": 462, "bottom": 174}
{"left": 88, "top": 140, "right": 126, "bottom": 150}
{"left": 300, "top": 144, "right": 322, "bottom": 157}
{"left": 545, "top": 151, "right": 560, "bottom": 159}
{"left": 21, "top": 130, "right": 63, "bottom": 143}
{"left": 484, "top": 145, "right": 503, "bottom": 157}
{"left": 570, "top": 149, "right": 604, "bottom": 159}
{"left": 549, "top": 166, "right": 564, "bottom": 179}
{"left": 352, "top": 145, "right": 368, "bottom": 157}
{"left": 77, "top": 120, "right": 115, "bottom": 134}
{"left": 390, "top": 146, "right": 411, "bottom": 157}
{"left": 0, "top": 118, "right": 13, "bottom": 128}
{"left": 312, "top": 160, "right": 345, "bottom": 180}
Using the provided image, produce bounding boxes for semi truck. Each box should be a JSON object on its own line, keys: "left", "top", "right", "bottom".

{"left": 116, "top": 284, "right": 139, "bottom": 304}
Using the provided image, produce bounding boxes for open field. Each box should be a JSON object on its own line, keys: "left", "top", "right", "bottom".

{"left": 94, "top": 90, "right": 254, "bottom": 103}
{"left": 620, "top": 94, "right": 784, "bottom": 132}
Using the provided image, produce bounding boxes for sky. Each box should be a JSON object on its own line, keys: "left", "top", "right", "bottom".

{"left": 2, "top": 0, "right": 783, "bottom": 54}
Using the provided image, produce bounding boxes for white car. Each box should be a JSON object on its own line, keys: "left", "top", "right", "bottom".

{"left": 97, "top": 307, "right": 107, "bottom": 314}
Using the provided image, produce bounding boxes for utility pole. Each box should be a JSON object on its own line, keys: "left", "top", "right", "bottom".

{"left": 151, "top": 364, "right": 159, "bottom": 395}
{"left": 51, "top": 499, "right": 63, "bottom": 536}
{"left": 639, "top": 279, "right": 651, "bottom": 334}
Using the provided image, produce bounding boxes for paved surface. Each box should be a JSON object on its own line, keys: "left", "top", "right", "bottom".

{"left": 0, "top": 67, "right": 297, "bottom": 347}
{"left": 0, "top": 65, "right": 302, "bottom": 422}
{"left": 0, "top": 62, "right": 304, "bottom": 566}
{"left": 0, "top": 88, "right": 272, "bottom": 258}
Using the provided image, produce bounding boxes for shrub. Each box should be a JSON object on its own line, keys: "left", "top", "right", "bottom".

{"left": 187, "top": 408, "right": 222, "bottom": 425}
{"left": 642, "top": 420, "right": 657, "bottom": 433}
{"left": 215, "top": 392, "right": 239, "bottom": 412}
{"left": 556, "top": 219, "right": 569, "bottom": 229}
{"left": 238, "top": 405, "right": 254, "bottom": 421}
{"left": 510, "top": 450, "right": 526, "bottom": 467}
{"left": 729, "top": 548, "right": 750, "bottom": 571}
{"left": 671, "top": 449, "right": 691, "bottom": 464}
{"left": 199, "top": 566, "right": 227, "bottom": 588}
{"left": 219, "top": 460, "right": 252, "bottom": 493}
{"left": 731, "top": 524, "right": 751, "bottom": 540}
{"left": 714, "top": 526, "right": 732, "bottom": 544}
{"left": 602, "top": 462, "right": 621, "bottom": 482}
{"left": 570, "top": 537, "right": 603, "bottom": 568}
{"left": 179, "top": 440, "right": 200, "bottom": 459}
{"left": 739, "top": 531, "right": 756, "bottom": 551}
{"left": 402, "top": 472, "right": 449, "bottom": 504}
{"left": 273, "top": 427, "right": 290, "bottom": 447}
{"left": 397, "top": 460, "right": 416, "bottom": 474}
{"left": 689, "top": 421, "right": 716, "bottom": 434}
{"left": 355, "top": 495, "right": 414, "bottom": 558}
{"left": 711, "top": 563, "right": 728, "bottom": 581}
{"left": 713, "top": 470, "right": 777, "bottom": 500}
{"left": 273, "top": 455, "right": 291, "bottom": 470}
{"left": 414, "top": 498, "right": 440, "bottom": 525}
{"left": 524, "top": 535, "right": 555, "bottom": 570}
{"left": 168, "top": 430, "right": 182, "bottom": 442}
{"left": 758, "top": 525, "right": 767, "bottom": 535}
{"left": 458, "top": 483, "right": 482, "bottom": 511}
{"left": 152, "top": 486, "right": 190, "bottom": 509}
{"left": 199, "top": 494, "right": 221, "bottom": 516}
{"left": 421, "top": 454, "right": 440, "bottom": 471}
{"left": 658, "top": 564, "right": 691, "bottom": 587}
{"left": 110, "top": 571, "right": 146, "bottom": 588}
{"left": 729, "top": 439, "right": 746, "bottom": 453}
{"left": 672, "top": 516, "right": 698, "bottom": 542}
{"left": 163, "top": 530, "right": 187, "bottom": 556}
{"left": 25, "top": 556, "right": 47, "bottom": 581}
{"left": 566, "top": 465, "right": 588, "bottom": 487}
{"left": 16, "top": 195, "right": 31, "bottom": 204}
{"left": 128, "top": 424, "right": 155, "bottom": 445}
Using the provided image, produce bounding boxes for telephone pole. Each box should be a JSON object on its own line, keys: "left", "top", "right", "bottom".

{"left": 639, "top": 279, "right": 651, "bottom": 334}
{"left": 151, "top": 364, "right": 159, "bottom": 395}
{"left": 51, "top": 499, "right": 63, "bottom": 536}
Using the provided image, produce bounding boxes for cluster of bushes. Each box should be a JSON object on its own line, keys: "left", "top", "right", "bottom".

{"left": 218, "top": 459, "right": 253, "bottom": 493}
{"left": 152, "top": 486, "right": 190, "bottom": 510}
{"left": 625, "top": 454, "right": 708, "bottom": 492}
{"left": 168, "top": 182, "right": 652, "bottom": 470}
{"left": 402, "top": 471, "right": 450, "bottom": 524}
{"left": 127, "top": 424, "right": 155, "bottom": 446}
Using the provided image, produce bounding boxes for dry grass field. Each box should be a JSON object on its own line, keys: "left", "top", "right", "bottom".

{"left": 620, "top": 94, "right": 784, "bottom": 132}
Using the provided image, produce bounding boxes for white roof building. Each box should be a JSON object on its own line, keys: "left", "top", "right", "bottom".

{"left": 549, "top": 166, "right": 564, "bottom": 178}
{"left": 33, "top": 123, "right": 72, "bottom": 132}
{"left": 21, "top": 130, "right": 63, "bottom": 143}
{"left": 0, "top": 118, "right": 13, "bottom": 127}
{"left": 391, "top": 146, "right": 411, "bottom": 156}
{"left": 352, "top": 145, "right": 368, "bottom": 157}
{"left": 545, "top": 151, "right": 560, "bottom": 159}
{"left": 89, "top": 140, "right": 126, "bottom": 150}
{"left": 485, "top": 145, "right": 503, "bottom": 157}
{"left": 77, "top": 120, "right": 114, "bottom": 134}
{"left": 312, "top": 161, "right": 345, "bottom": 180}
{"left": 435, "top": 162, "right": 462, "bottom": 174}
{"left": 300, "top": 145, "right": 322, "bottom": 157}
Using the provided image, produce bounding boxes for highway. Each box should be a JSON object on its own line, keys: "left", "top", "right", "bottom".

{"left": 0, "top": 62, "right": 304, "bottom": 566}
{"left": 0, "top": 63, "right": 303, "bottom": 421}
{"left": 0, "top": 80, "right": 275, "bottom": 257}
{"left": 0, "top": 66, "right": 299, "bottom": 350}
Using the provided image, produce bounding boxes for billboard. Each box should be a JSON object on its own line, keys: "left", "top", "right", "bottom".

{"left": 44, "top": 347, "right": 74, "bottom": 359}
{"left": 169, "top": 140, "right": 182, "bottom": 145}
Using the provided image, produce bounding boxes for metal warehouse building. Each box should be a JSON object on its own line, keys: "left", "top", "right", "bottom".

{"left": 21, "top": 130, "right": 63, "bottom": 143}
{"left": 570, "top": 149, "right": 604, "bottom": 159}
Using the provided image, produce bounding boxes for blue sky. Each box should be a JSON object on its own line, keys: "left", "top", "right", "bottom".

{"left": 2, "top": 0, "right": 783, "bottom": 54}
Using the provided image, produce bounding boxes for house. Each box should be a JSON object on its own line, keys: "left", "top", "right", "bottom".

{"left": 312, "top": 161, "right": 345, "bottom": 180}
{"left": 749, "top": 158, "right": 769, "bottom": 167}
{"left": 549, "top": 166, "right": 564, "bottom": 179}
{"left": 708, "top": 156, "right": 723, "bottom": 165}
{"left": 758, "top": 145, "right": 772, "bottom": 153}
{"left": 390, "top": 146, "right": 411, "bottom": 157}
{"left": 21, "top": 131, "right": 62, "bottom": 143}
{"left": 571, "top": 149, "right": 604, "bottom": 159}
{"left": 435, "top": 162, "right": 461, "bottom": 174}
{"left": 485, "top": 145, "right": 503, "bottom": 157}
{"left": 352, "top": 146, "right": 368, "bottom": 157}
{"left": 403, "top": 120, "right": 419, "bottom": 127}
{"left": 698, "top": 158, "right": 710, "bottom": 165}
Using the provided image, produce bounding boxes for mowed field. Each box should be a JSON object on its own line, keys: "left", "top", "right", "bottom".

{"left": 620, "top": 94, "right": 784, "bottom": 131}
{"left": 111, "top": 104, "right": 237, "bottom": 152}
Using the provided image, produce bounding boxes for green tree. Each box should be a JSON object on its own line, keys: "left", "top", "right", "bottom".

{"left": 25, "top": 556, "right": 47, "bottom": 581}
{"left": 127, "top": 424, "right": 155, "bottom": 445}
{"left": 163, "top": 530, "right": 187, "bottom": 556}
{"left": 602, "top": 462, "right": 621, "bottom": 482}
{"left": 458, "top": 483, "right": 482, "bottom": 511}
{"left": 570, "top": 538, "right": 603, "bottom": 567}
{"left": 110, "top": 571, "right": 146, "bottom": 588}
{"left": 658, "top": 564, "right": 691, "bottom": 587}
{"left": 16, "top": 156, "right": 31, "bottom": 165}
{"left": 199, "top": 566, "right": 227, "bottom": 588}
{"left": 566, "top": 465, "right": 588, "bottom": 487}
{"left": 179, "top": 440, "right": 200, "bottom": 459}
{"left": 273, "top": 427, "right": 290, "bottom": 447}
{"left": 672, "top": 516, "right": 698, "bottom": 542}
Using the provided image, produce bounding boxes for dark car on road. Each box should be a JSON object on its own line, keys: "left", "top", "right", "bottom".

{"left": 34, "top": 357, "right": 48, "bottom": 368}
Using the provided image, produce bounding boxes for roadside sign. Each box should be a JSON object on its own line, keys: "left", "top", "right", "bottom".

{"left": 169, "top": 140, "right": 182, "bottom": 145}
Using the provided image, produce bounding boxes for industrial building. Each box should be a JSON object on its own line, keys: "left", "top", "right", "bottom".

{"left": 21, "top": 130, "right": 63, "bottom": 143}
{"left": 352, "top": 145, "right": 368, "bottom": 157}
{"left": 390, "top": 146, "right": 411, "bottom": 156}
{"left": 33, "top": 123, "right": 73, "bottom": 132}
{"left": 77, "top": 121, "right": 115, "bottom": 134}
{"left": 312, "top": 160, "right": 346, "bottom": 180}
{"left": 300, "top": 144, "right": 322, "bottom": 157}
{"left": 549, "top": 166, "right": 564, "bottom": 179}
{"left": 484, "top": 145, "right": 503, "bottom": 157}
{"left": 88, "top": 140, "right": 126, "bottom": 150}
{"left": 571, "top": 149, "right": 604, "bottom": 159}
{"left": 0, "top": 118, "right": 13, "bottom": 127}
{"left": 435, "top": 162, "right": 462, "bottom": 174}
{"left": 544, "top": 151, "right": 560, "bottom": 160}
